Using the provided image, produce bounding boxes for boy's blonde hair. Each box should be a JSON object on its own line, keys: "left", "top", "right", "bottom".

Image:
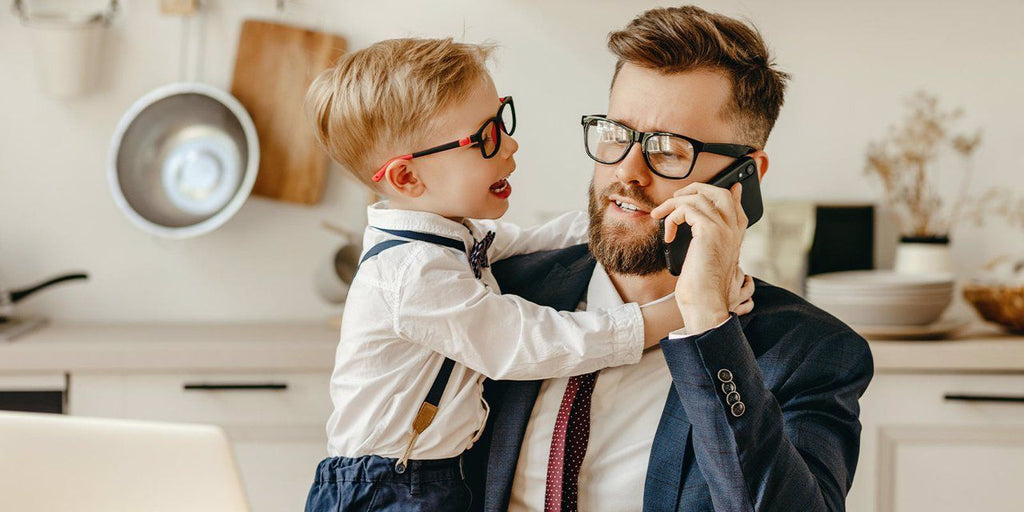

{"left": 306, "top": 38, "right": 494, "bottom": 188}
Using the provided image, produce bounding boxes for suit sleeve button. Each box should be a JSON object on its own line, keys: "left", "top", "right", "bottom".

{"left": 731, "top": 401, "right": 746, "bottom": 417}
{"left": 722, "top": 381, "right": 737, "bottom": 394}
{"left": 725, "top": 391, "right": 741, "bottom": 405}
{"left": 717, "top": 369, "right": 733, "bottom": 383}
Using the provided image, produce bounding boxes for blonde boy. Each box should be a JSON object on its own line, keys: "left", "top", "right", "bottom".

{"left": 303, "top": 38, "right": 751, "bottom": 511}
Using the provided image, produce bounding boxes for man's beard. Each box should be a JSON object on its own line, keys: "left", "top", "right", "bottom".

{"left": 587, "top": 180, "right": 666, "bottom": 276}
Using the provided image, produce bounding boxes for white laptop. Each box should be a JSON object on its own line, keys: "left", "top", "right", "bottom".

{"left": 0, "top": 411, "right": 250, "bottom": 512}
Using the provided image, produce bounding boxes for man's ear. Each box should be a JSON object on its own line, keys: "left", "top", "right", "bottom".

{"left": 748, "top": 149, "right": 770, "bottom": 181}
{"left": 382, "top": 159, "right": 426, "bottom": 198}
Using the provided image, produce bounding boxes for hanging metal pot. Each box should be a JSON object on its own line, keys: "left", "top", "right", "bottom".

{"left": 108, "top": 82, "right": 260, "bottom": 238}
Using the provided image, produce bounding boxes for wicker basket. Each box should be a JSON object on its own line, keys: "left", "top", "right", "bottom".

{"left": 963, "top": 283, "right": 1024, "bottom": 333}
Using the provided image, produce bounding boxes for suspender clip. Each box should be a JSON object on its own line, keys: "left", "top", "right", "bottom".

{"left": 395, "top": 402, "right": 438, "bottom": 474}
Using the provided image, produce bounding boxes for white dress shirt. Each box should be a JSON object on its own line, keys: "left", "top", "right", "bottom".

{"left": 509, "top": 262, "right": 675, "bottom": 512}
{"left": 326, "top": 203, "right": 645, "bottom": 460}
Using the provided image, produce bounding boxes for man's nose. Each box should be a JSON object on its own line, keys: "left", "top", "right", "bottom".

{"left": 614, "top": 144, "right": 652, "bottom": 187}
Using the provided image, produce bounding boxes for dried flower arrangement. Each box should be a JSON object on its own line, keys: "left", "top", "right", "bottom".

{"left": 864, "top": 91, "right": 982, "bottom": 238}
{"left": 987, "top": 190, "right": 1024, "bottom": 233}
{"left": 970, "top": 189, "right": 1024, "bottom": 276}
{"left": 961, "top": 167, "right": 1024, "bottom": 332}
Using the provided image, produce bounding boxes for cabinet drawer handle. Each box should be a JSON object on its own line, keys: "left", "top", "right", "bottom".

{"left": 944, "top": 393, "right": 1024, "bottom": 403}
{"left": 183, "top": 383, "right": 288, "bottom": 391}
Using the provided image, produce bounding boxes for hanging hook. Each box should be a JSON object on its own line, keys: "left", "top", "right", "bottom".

{"left": 11, "top": 0, "right": 25, "bottom": 21}
{"left": 103, "top": 0, "right": 119, "bottom": 25}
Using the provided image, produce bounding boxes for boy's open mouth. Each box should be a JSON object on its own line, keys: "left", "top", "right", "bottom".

{"left": 489, "top": 178, "right": 512, "bottom": 199}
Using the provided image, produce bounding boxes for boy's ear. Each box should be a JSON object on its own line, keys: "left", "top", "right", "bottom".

{"left": 383, "top": 159, "right": 426, "bottom": 198}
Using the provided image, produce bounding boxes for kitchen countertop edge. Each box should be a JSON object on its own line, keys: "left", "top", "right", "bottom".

{"left": 1, "top": 321, "right": 1023, "bottom": 374}
{"left": 0, "top": 321, "right": 340, "bottom": 372}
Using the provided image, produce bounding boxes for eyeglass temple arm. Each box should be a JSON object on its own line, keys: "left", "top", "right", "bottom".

{"left": 702, "top": 143, "right": 756, "bottom": 157}
{"left": 371, "top": 137, "right": 476, "bottom": 183}
{"left": 413, "top": 137, "right": 474, "bottom": 159}
{"left": 372, "top": 156, "right": 411, "bottom": 182}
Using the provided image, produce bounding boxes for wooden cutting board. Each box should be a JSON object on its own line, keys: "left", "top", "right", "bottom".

{"left": 230, "top": 20, "right": 346, "bottom": 205}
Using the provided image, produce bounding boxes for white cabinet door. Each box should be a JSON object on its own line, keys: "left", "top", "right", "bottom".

{"left": 847, "top": 373, "right": 1024, "bottom": 512}
{"left": 69, "top": 372, "right": 332, "bottom": 512}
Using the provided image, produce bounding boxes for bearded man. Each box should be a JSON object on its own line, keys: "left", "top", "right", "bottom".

{"left": 465, "top": 6, "right": 873, "bottom": 512}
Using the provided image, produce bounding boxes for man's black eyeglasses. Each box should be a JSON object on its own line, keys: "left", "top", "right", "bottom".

{"left": 581, "top": 115, "right": 754, "bottom": 180}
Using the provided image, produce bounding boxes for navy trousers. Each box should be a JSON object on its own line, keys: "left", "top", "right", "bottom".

{"left": 304, "top": 455, "right": 472, "bottom": 512}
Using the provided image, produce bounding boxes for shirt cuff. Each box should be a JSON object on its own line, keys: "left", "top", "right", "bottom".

{"left": 667, "top": 316, "right": 732, "bottom": 340}
{"left": 608, "top": 302, "right": 645, "bottom": 365}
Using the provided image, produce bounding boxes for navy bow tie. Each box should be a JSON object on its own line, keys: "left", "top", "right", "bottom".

{"left": 469, "top": 231, "right": 495, "bottom": 279}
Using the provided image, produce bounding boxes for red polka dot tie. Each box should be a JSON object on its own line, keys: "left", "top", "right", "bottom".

{"left": 544, "top": 371, "right": 599, "bottom": 512}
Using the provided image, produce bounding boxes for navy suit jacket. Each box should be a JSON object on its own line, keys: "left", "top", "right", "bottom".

{"left": 463, "top": 245, "right": 873, "bottom": 511}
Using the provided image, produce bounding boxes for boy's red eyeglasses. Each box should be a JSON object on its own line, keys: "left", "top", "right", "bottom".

{"left": 372, "top": 96, "right": 516, "bottom": 182}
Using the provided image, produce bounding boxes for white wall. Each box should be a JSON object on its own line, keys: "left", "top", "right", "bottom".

{"left": 1, "top": 0, "right": 1022, "bottom": 322}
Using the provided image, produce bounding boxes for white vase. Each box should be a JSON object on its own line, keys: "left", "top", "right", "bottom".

{"left": 894, "top": 236, "right": 953, "bottom": 275}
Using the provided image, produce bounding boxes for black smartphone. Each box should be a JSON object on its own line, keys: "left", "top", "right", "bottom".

{"left": 660, "top": 156, "right": 764, "bottom": 276}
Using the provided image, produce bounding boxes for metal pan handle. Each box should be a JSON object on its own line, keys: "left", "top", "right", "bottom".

{"left": 8, "top": 273, "right": 88, "bottom": 304}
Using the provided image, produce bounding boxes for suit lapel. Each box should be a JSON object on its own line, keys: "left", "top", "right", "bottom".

{"left": 485, "top": 251, "right": 597, "bottom": 511}
{"left": 644, "top": 388, "right": 692, "bottom": 511}
{"left": 484, "top": 379, "right": 542, "bottom": 511}
{"left": 509, "top": 254, "right": 597, "bottom": 313}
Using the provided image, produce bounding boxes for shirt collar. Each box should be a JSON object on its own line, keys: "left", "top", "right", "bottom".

{"left": 584, "top": 262, "right": 625, "bottom": 311}
{"left": 366, "top": 201, "right": 482, "bottom": 251}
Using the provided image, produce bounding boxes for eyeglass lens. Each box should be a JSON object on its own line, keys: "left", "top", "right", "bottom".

{"left": 584, "top": 118, "right": 694, "bottom": 178}
{"left": 482, "top": 100, "right": 516, "bottom": 158}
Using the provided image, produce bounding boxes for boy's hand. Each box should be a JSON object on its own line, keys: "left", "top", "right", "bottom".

{"left": 673, "top": 265, "right": 754, "bottom": 337}
{"left": 729, "top": 265, "right": 755, "bottom": 317}
{"left": 639, "top": 266, "right": 754, "bottom": 349}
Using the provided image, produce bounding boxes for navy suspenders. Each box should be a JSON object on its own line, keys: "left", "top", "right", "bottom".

{"left": 369, "top": 227, "right": 468, "bottom": 252}
{"left": 356, "top": 228, "right": 468, "bottom": 473}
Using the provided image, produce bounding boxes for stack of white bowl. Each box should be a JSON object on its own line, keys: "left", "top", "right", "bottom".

{"left": 806, "top": 271, "right": 955, "bottom": 327}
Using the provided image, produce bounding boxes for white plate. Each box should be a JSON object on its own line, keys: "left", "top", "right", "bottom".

{"left": 817, "top": 300, "right": 950, "bottom": 326}
{"left": 808, "top": 270, "right": 954, "bottom": 290}
{"left": 808, "top": 285, "right": 954, "bottom": 295}
{"left": 849, "top": 319, "right": 971, "bottom": 340}
{"left": 809, "top": 287, "right": 953, "bottom": 297}
{"left": 811, "top": 293, "right": 954, "bottom": 304}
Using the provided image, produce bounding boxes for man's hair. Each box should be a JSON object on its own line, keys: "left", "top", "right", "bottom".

{"left": 607, "top": 5, "right": 790, "bottom": 148}
{"left": 306, "top": 38, "right": 493, "bottom": 187}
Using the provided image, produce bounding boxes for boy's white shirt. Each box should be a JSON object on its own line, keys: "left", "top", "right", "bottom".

{"left": 326, "top": 201, "right": 644, "bottom": 460}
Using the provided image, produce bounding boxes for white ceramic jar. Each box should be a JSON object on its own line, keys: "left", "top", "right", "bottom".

{"left": 894, "top": 236, "right": 953, "bottom": 274}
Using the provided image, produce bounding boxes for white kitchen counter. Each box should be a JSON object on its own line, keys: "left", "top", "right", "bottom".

{"left": 1, "top": 320, "right": 1022, "bottom": 374}
{"left": 866, "top": 323, "right": 1024, "bottom": 373}
{"left": 0, "top": 321, "right": 339, "bottom": 373}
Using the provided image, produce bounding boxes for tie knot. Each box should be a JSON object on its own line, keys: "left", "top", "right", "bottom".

{"left": 469, "top": 231, "right": 495, "bottom": 279}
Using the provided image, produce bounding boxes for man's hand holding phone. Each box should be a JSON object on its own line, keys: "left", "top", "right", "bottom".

{"left": 651, "top": 181, "right": 753, "bottom": 336}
